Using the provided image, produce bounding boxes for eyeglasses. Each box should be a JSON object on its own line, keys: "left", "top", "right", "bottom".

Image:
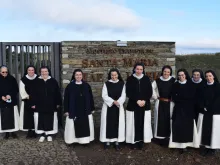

{"left": 1, "top": 72, "right": 8, "bottom": 74}
{"left": 178, "top": 74, "right": 184, "bottom": 77}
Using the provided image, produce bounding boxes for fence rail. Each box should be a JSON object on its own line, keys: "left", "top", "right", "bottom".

{"left": 0, "top": 42, "right": 60, "bottom": 84}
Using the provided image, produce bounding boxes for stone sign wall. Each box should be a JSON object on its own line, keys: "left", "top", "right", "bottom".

{"left": 61, "top": 41, "right": 175, "bottom": 126}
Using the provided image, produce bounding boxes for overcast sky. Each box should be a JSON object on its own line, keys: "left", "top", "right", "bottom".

{"left": 0, "top": 0, "right": 220, "bottom": 54}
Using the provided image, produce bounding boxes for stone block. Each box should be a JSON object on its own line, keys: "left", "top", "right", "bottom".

{"left": 167, "top": 58, "right": 175, "bottom": 61}
{"left": 63, "top": 80, "right": 70, "bottom": 84}
{"left": 62, "top": 59, "right": 82, "bottom": 65}
{"left": 61, "top": 47, "right": 68, "bottom": 51}
{"left": 62, "top": 64, "right": 69, "bottom": 69}
{"left": 62, "top": 54, "right": 68, "bottom": 58}
{"left": 171, "top": 48, "right": 175, "bottom": 53}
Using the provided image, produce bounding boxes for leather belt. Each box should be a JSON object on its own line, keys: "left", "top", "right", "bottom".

{"left": 159, "top": 97, "right": 171, "bottom": 102}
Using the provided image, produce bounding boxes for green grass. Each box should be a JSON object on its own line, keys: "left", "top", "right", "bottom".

{"left": 176, "top": 53, "right": 220, "bottom": 69}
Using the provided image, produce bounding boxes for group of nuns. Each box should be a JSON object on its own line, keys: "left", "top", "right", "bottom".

{"left": 64, "top": 62, "right": 220, "bottom": 156}
{"left": 0, "top": 62, "right": 220, "bottom": 156}
{"left": 151, "top": 65, "right": 220, "bottom": 156}
{"left": 0, "top": 65, "right": 61, "bottom": 142}
{"left": 63, "top": 63, "right": 153, "bottom": 150}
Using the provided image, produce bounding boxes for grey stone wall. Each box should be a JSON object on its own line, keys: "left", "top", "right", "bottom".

{"left": 61, "top": 41, "right": 175, "bottom": 126}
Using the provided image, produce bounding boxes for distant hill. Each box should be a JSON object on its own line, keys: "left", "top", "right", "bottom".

{"left": 175, "top": 53, "right": 220, "bottom": 78}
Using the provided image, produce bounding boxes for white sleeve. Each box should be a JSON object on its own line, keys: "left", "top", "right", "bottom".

{"left": 102, "top": 83, "right": 114, "bottom": 107}
{"left": 117, "top": 85, "right": 126, "bottom": 105}
{"left": 19, "top": 80, "right": 29, "bottom": 99}
{"left": 151, "top": 81, "right": 159, "bottom": 100}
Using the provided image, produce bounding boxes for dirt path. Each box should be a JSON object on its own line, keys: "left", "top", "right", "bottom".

{"left": 73, "top": 139, "right": 220, "bottom": 165}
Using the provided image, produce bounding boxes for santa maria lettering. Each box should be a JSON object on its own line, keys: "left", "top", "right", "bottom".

{"left": 82, "top": 58, "right": 158, "bottom": 67}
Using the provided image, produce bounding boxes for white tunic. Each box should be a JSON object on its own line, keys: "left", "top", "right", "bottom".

{"left": 19, "top": 74, "right": 37, "bottom": 131}
{"left": 100, "top": 79, "right": 126, "bottom": 142}
{"left": 151, "top": 76, "right": 174, "bottom": 139}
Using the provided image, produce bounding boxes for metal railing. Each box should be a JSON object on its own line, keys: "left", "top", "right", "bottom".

{"left": 0, "top": 42, "right": 60, "bottom": 84}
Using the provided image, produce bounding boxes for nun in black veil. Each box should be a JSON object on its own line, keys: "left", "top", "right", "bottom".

{"left": 169, "top": 69, "right": 199, "bottom": 153}
{"left": 191, "top": 69, "right": 206, "bottom": 123}
{"left": 30, "top": 66, "right": 62, "bottom": 142}
{"left": 198, "top": 70, "right": 220, "bottom": 156}
{"left": 64, "top": 69, "right": 95, "bottom": 145}
{"left": 19, "top": 65, "right": 38, "bottom": 138}
{"left": 0, "top": 65, "right": 19, "bottom": 139}
{"left": 125, "top": 63, "right": 153, "bottom": 149}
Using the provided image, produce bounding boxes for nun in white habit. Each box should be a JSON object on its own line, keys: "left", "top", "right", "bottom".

{"left": 100, "top": 68, "right": 126, "bottom": 150}
{"left": 151, "top": 65, "right": 175, "bottom": 146}
{"left": 19, "top": 65, "right": 38, "bottom": 138}
{"left": 64, "top": 69, "right": 95, "bottom": 145}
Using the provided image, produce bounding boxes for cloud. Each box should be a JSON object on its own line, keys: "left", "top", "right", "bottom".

{"left": 177, "top": 39, "right": 220, "bottom": 49}
{"left": 1, "top": 23, "right": 220, "bottom": 55}
{"left": 1, "top": 0, "right": 141, "bottom": 31}
{"left": 0, "top": 1, "right": 219, "bottom": 54}
{"left": 176, "top": 47, "right": 220, "bottom": 55}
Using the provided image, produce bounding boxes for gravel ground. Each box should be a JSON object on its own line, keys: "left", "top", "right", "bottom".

{"left": 73, "top": 139, "right": 220, "bottom": 165}
{"left": 0, "top": 130, "right": 220, "bottom": 165}
{"left": 71, "top": 129, "right": 220, "bottom": 165}
{"left": 0, "top": 131, "right": 80, "bottom": 165}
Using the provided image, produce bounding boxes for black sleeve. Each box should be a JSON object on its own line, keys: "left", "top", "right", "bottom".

{"left": 10, "top": 77, "right": 19, "bottom": 98}
{"left": 126, "top": 77, "right": 138, "bottom": 101}
{"left": 29, "top": 80, "right": 38, "bottom": 106}
{"left": 187, "top": 82, "right": 196, "bottom": 100}
{"left": 197, "top": 84, "right": 205, "bottom": 109}
{"left": 144, "top": 76, "right": 153, "bottom": 100}
{"left": 63, "top": 84, "right": 70, "bottom": 113}
{"left": 54, "top": 79, "right": 62, "bottom": 106}
{"left": 88, "top": 84, "right": 95, "bottom": 111}
{"left": 171, "top": 83, "right": 177, "bottom": 102}
{"left": 10, "top": 77, "right": 19, "bottom": 105}
{"left": 13, "top": 77, "right": 19, "bottom": 95}
{"left": 212, "top": 84, "right": 220, "bottom": 114}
